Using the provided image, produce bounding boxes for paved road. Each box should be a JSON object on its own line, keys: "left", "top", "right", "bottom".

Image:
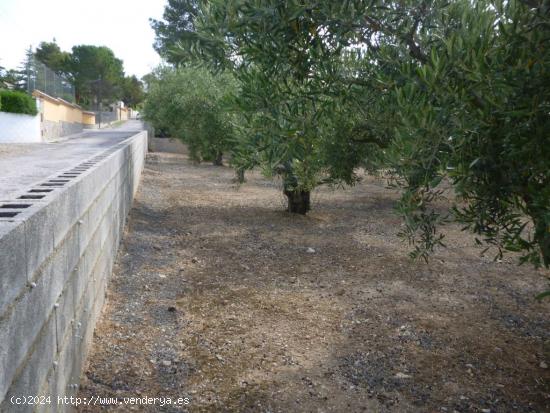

{"left": 0, "top": 121, "right": 144, "bottom": 201}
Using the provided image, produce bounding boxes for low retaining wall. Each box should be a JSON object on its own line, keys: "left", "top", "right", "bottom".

{"left": 0, "top": 111, "right": 41, "bottom": 143}
{"left": 42, "top": 120, "right": 83, "bottom": 141}
{"left": 0, "top": 131, "right": 148, "bottom": 412}
{"left": 95, "top": 112, "right": 117, "bottom": 125}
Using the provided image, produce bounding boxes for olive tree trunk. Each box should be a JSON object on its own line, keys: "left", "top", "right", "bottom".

{"left": 236, "top": 168, "right": 246, "bottom": 183}
{"left": 284, "top": 189, "right": 311, "bottom": 214}
{"left": 213, "top": 151, "right": 223, "bottom": 166}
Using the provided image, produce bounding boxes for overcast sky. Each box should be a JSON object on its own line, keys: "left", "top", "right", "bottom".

{"left": 0, "top": 0, "right": 166, "bottom": 78}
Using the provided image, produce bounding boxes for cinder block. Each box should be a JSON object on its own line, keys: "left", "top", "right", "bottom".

{"left": 57, "top": 207, "right": 111, "bottom": 351}
{"left": 65, "top": 225, "right": 81, "bottom": 277}
{"left": 50, "top": 183, "right": 82, "bottom": 248}
{"left": 66, "top": 251, "right": 110, "bottom": 386}
{"left": 78, "top": 159, "right": 114, "bottom": 214}
{"left": 45, "top": 255, "right": 106, "bottom": 402}
{"left": 44, "top": 325, "right": 78, "bottom": 409}
{"left": 77, "top": 210, "right": 89, "bottom": 254}
{"left": 24, "top": 203, "right": 56, "bottom": 282}
{"left": 65, "top": 235, "right": 103, "bottom": 346}
{"left": 53, "top": 242, "right": 98, "bottom": 355}
{"left": 0, "top": 239, "right": 68, "bottom": 401}
{"left": 0, "top": 314, "right": 57, "bottom": 413}
{"left": 87, "top": 179, "right": 116, "bottom": 235}
{"left": 0, "top": 222, "right": 27, "bottom": 317}
{"left": 98, "top": 206, "right": 112, "bottom": 249}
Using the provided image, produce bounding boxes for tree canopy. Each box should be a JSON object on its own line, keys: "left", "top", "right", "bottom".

{"left": 69, "top": 45, "right": 124, "bottom": 106}
{"left": 36, "top": 43, "right": 146, "bottom": 108}
{"left": 152, "top": 0, "right": 550, "bottom": 267}
{"left": 121, "top": 75, "right": 145, "bottom": 108}
{"left": 150, "top": 0, "right": 199, "bottom": 64}
{"left": 143, "top": 66, "right": 236, "bottom": 165}
{"left": 34, "top": 40, "right": 71, "bottom": 77}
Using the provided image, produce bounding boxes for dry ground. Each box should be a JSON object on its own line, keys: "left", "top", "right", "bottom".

{"left": 78, "top": 151, "right": 550, "bottom": 412}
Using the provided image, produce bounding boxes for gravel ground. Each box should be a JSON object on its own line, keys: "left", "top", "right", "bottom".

{"left": 78, "top": 151, "right": 550, "bottom": 412}
{"left": 0, "top": 143, "right": 39, "bottom": 158}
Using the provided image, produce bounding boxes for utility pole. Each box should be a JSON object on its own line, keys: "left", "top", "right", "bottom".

{"left": 98, "top": 77, "right": 102, "bottom": 129}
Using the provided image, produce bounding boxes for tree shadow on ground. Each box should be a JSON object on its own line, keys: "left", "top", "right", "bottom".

{"left": 79, "top": 153, "right": 550, "bottom": 413}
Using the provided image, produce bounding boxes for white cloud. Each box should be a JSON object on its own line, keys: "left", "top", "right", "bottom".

{"left": 0, "top": 0, "right": 166, "bottom": 77}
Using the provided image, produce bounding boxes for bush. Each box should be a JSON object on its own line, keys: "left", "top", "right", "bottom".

{"left": 0, "top": 90, "right": 37, "bottom": 115}
{"left": 143, "top": 67, "right": 236, "bottom": 165}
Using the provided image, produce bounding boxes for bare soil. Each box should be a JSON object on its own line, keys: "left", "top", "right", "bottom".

{"left": 78, "top": 151, "right": 550, "bottom": 412}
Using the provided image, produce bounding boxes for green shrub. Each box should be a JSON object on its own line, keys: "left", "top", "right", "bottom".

{"left": 143, "top": 67, "right": 237, "bottom": 165}
{"left": 0, "top": 90, "right": 37, "bottom": 115}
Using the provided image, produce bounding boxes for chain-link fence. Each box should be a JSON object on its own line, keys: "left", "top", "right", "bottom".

{"left": 25, "top": 57, "right": 75, "bottom": 103}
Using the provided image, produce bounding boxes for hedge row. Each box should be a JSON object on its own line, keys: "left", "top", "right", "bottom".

{"left": 0, "top": 90, "right": 37, "bottom": 116}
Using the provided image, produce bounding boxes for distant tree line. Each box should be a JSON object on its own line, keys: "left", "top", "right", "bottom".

{"left": 0, "top": 40, "right": 145, "bottom": 109}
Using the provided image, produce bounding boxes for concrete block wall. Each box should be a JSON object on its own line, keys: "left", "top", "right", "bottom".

{"left": 94, "top": 112, "right": 117, "bottom": 125}
{"left": 41, "top": 120, "right": 83, "bottom": 141}
{"left": 0, "top": 131, "right": 147, "bottom": 412}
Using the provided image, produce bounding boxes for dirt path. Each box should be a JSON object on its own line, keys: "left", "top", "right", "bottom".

{"left": 78, "top": 151, "right": 550, "bottom": 412}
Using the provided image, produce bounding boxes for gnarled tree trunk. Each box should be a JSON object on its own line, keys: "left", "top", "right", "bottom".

{"left": 213, "top": 151, "right": 223, "bottom": 166}
{"left": 236, "top": 168, "right": 246, "bottom": 183}
{"left": 284, "top": 189, "right": 311, "bottom": 214}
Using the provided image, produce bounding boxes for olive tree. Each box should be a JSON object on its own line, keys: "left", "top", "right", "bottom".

{"left": 143, "top": 66, "right": 237, "bottom": 165}
{"left": 169, "top": 1, "right": 375, "bottom": 213}
{"left": 350, "top": 0, "right": 550, "bottom": 267}
{"left": 158, "top": 0, "right": 549, "bottom": 267}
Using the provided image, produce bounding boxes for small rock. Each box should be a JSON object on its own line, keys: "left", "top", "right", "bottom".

{"left": 481, "top": 409, "right": 491, "bottom": 413}
{"left": 306, "top": 247, "right": 316, "bottom": 253}
{"left": 215, "top": 354, "right": 224, "bottom": 362}
{"left": 395, "top": 372, "right": 411, "bottom": 379}
{"left": 161, "top": 360, "right": 171, "bottom": 366}
{"left": 167, "top": 306, "right": 177, "bottom": 312}
{"left": 540, "top": 361, "right": 548, "bottom": 369}
{"left": 158, "top": 274, "right": 166, "bottom": 279}
{"left": 191, "top": 257, "right": 198, "bottom": 263}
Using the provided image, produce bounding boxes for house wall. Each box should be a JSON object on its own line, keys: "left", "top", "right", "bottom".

{"left": 119, "top": 107, "right": 129, "bottom": 121}
{"left": 33, "top": 91, "right": 86, "bottom": 140}
{"left": 82, "top": 112, "right": 96, "bottom": 126}
{"left": 0, "top": 111, "right": 41, "bottom": 143}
